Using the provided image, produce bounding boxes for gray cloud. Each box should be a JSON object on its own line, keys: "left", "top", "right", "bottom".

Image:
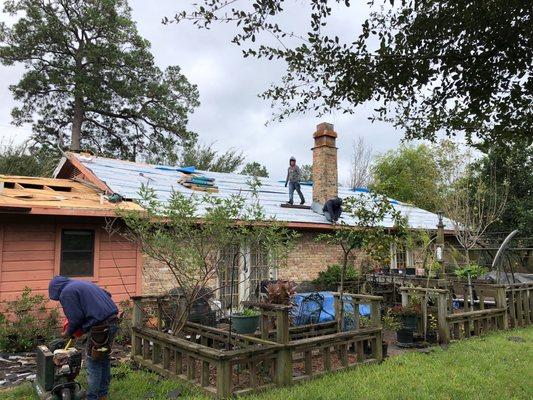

{"left": 0, "top": 0, "right": 405, "bottom": 183}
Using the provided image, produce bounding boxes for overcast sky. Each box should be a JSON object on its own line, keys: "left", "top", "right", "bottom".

{"left": 0, "top": 0, "right": 407, "bottom": 183}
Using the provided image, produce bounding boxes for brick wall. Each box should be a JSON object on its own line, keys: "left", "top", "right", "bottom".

{"left": 141, "top": 255, "right": 177, "bottom": 294}
{"left": 141, "top": 230, "right": 361, "bottom": 295}
{"left": 278, "top": 231, "right": 346, "bottom": 282}
{"left": 139, "top": 229, "right": 435, "bottom": 296}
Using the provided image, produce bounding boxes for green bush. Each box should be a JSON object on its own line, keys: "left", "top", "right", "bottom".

{"left": 313, "top": 264, "right": 359, "bottom": 288}
{"left": 454, "top": 264, "right": 488, "bottom": 280}
{"left": 0, "top": 287, "right": 59, "bottom": 353}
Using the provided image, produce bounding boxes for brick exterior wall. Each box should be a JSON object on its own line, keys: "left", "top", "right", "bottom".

{"left": 278, "top": 231, "right": 347, "bottom": 282}
{"left": 141, "top": 230, "right": 366, "bottom": 295}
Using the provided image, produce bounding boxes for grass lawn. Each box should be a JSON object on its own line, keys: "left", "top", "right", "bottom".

{"left": 3, "top": 327, "right": 532, "bottom": 400}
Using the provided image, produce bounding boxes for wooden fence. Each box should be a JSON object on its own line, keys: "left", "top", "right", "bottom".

{"left": 131, "top": 293, "right": 384, "bottom": 398}
{"left": 399, "top": 282, "right": 532, "bottom": 344}
{"left": 506, "top": 283, "right": 533, "bottom": 327}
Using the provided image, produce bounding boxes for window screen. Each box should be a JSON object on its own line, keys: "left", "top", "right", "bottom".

{"left": 60, "top": 230, "right": 95, "bottom": 277}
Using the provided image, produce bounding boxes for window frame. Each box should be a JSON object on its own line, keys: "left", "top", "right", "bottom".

{"left": 390, "top": 243, "right": 414, "bottom": 270}
{"left": 54, "top": 224, "right": 100, "bottom": 281}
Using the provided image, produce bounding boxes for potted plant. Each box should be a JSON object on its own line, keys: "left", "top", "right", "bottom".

{"left": 425, "top": 261, "right": 443, "bottom": 278}
{"left": 231, "top": 308, "right": 261, "bottom": 334}
{"left": 391, "top": 304, "right": 421, "bottom": 331}
{"left": 390, "top": 305, "right": 421, "bottom": 345}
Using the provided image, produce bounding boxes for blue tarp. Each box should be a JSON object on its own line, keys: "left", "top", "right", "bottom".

{"left": 291, "top": 291, "right": 371, "bottom": 330}
{"left": 155, "top": 165, "right": 196, "bottom": 174}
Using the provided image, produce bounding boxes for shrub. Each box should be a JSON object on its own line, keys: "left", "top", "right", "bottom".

{"left": 455, "top": 264, "right": 488, "bottom": 280}
{"left": 390, "top": 304, "right": 421, "bottom": 317}
{"left": 115, "top": 300, "right": 133, "bottom": 345}
{"left": 313, "top": 264, "right": 359, "bottom": 288}
{"left": 0, "top": 287, "right": 59, "bottom": 353}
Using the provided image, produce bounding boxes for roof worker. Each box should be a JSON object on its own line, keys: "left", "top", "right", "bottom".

{"left": 323, "top": 197, "right": 343, "bottom": 223}
{"left": 284, "top": 156, "right": 305, "bottom": 205}
{"left": 49, "top": 276, "right": 119, "bottom": 400}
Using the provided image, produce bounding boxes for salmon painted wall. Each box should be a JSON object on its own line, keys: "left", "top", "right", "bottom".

{"left": 0, "top": 215, "right": 141, "bottom": 308}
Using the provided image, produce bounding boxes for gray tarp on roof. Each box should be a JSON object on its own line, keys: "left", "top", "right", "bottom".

{"left": 61, "top": 153, "right": 453, "bottom": 230}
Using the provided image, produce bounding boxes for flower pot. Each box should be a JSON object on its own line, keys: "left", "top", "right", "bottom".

{"left": 401, "top": 315, "right": 418, "bottom": 331}
{"left": 396, "top": 328, "right": 414, "bottom": 344}
{"left": 231, "top": 314, "right": 260, "bottom": 334}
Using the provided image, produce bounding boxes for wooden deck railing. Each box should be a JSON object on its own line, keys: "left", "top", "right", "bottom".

{"left": 446, "top": 308, "right": 506, "bottom": 340}
{"left": 505, "top": 283, "right": 532, "bottom": 328}
{"left": 131, "top": 294, "right": 384, "bottom": 398}
{"left": 397, "top": 283, "right": 533, "bottom": 344}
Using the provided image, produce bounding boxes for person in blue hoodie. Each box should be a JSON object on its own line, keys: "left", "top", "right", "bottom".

{"left": 49, "top": 276, "right": 119, "bottom": 400}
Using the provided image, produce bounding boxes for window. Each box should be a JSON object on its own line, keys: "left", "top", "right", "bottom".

{"left": 249, "top": 245, "right": 271, "bottom": 301}
{"left": 390, "top": 243, "right": 413, "bottom": 270}
{"left": 218, "top": 245, "right": 240, "bottom": 309}
{"left": 60, "top": 230, "right": 95, "bottom": 277}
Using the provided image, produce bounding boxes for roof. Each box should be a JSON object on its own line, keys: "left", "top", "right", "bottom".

{"left": 0, "top": 174, "right": 143, "bottom": 217}
{"left": 55, "top": 153, "right": 454, "bottom": 231}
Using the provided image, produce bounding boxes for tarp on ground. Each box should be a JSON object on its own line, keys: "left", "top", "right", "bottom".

{"left": 292, "top": 291, "right": 371, "bottom": 330}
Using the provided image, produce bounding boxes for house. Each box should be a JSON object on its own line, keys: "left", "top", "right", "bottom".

{"left": 50, "top": 122, "right": 455, "bottom": 307}
{"left": 0, "top": 174, "right": 143, "bottom": 306}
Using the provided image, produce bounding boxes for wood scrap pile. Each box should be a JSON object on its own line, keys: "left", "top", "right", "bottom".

{"left": 179, "top": 175, "right": 218, "bottom": 193}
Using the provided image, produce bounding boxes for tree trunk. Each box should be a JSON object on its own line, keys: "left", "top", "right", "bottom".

{"left": 465, "top": 250, "right": 474, "bottom": 311}
{"left": 338, "top": 252, "right": 348, "bottom": 332}
{"left": 70, "top": 94, "right": 83, "bottom": 151}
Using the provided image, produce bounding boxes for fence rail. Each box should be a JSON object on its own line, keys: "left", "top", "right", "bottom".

{"left": 505, "top": 283, "right": 533, "bottom": 328}
{"left": 398, "top": 282, "right": 533, "bottom": 344}
{"left": 131, "top": 294, "right": 384, "bottom": 398}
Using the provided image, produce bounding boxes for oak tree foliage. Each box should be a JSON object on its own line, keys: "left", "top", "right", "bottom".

{"left": 171, "top": 0, "right": 532, "bottom": 148}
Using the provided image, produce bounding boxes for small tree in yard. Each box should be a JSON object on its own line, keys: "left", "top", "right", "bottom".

{"left": 444, "top": 164, "right": 508, "bottom": 310}
{"left": 317, "top": 193, "right": 407, "bottom": 330}
{"left": 114, "top": 178, "right": 297, "bottom": 334}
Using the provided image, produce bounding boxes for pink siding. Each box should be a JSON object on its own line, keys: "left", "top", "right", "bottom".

{"left": 0, "top": 218, "right": 141, "bottom": 309}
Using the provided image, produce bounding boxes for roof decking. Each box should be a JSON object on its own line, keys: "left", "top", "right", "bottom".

{"left": 0, "top": 174, "right": 142, "bottom": 217}
{"left": 55, "top": 153, "right": 454, "bottom": 231}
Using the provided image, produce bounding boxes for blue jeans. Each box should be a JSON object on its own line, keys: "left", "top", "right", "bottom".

{"left": 86, "top": 323, "right": 117, "bottom": 400}
{"left": 288, "top": 181, "right": 305, "bottom": 204}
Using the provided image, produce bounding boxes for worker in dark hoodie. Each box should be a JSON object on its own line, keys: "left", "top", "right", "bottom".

{"left": 323, "top": 197, "right": 343, "bottom": 223}
{"left": 49, "top": 276, "right": 118, "bottom": 400}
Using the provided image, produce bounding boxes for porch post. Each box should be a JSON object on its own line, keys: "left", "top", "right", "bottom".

{"left": 495, "top": 286, "right": 509, "bottom": 330}
{"left": 437, "top": 292, "right": 450, "bottom": 344}
{"left": 275, "top": 308, "right": 292, "bottom": 386}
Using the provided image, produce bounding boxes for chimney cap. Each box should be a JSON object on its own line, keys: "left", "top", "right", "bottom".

{"left": 314, "top": 122, "right": 337, "bottom": 139}
{"left": 317, "top": 122, "right": 334, "bottom": 131}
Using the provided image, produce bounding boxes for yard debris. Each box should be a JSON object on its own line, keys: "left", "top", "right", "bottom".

{"left": 0, "top": 352, "right": 37, "bottom": 388}
{"left": 508, "top": 336, "right": 525, "bottom": 343}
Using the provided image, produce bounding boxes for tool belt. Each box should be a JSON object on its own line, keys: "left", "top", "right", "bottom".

{"left": 88, "top": 315, "right": 118, "bottom": 361}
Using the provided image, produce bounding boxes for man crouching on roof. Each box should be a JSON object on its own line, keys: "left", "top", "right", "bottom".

{"left": 49, "top": 276, "right": 118, "bottom": 400}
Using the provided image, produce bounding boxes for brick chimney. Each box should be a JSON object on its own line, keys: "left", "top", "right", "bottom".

{"left": 312, "top": 122, "right": 338, "bottom": 206}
